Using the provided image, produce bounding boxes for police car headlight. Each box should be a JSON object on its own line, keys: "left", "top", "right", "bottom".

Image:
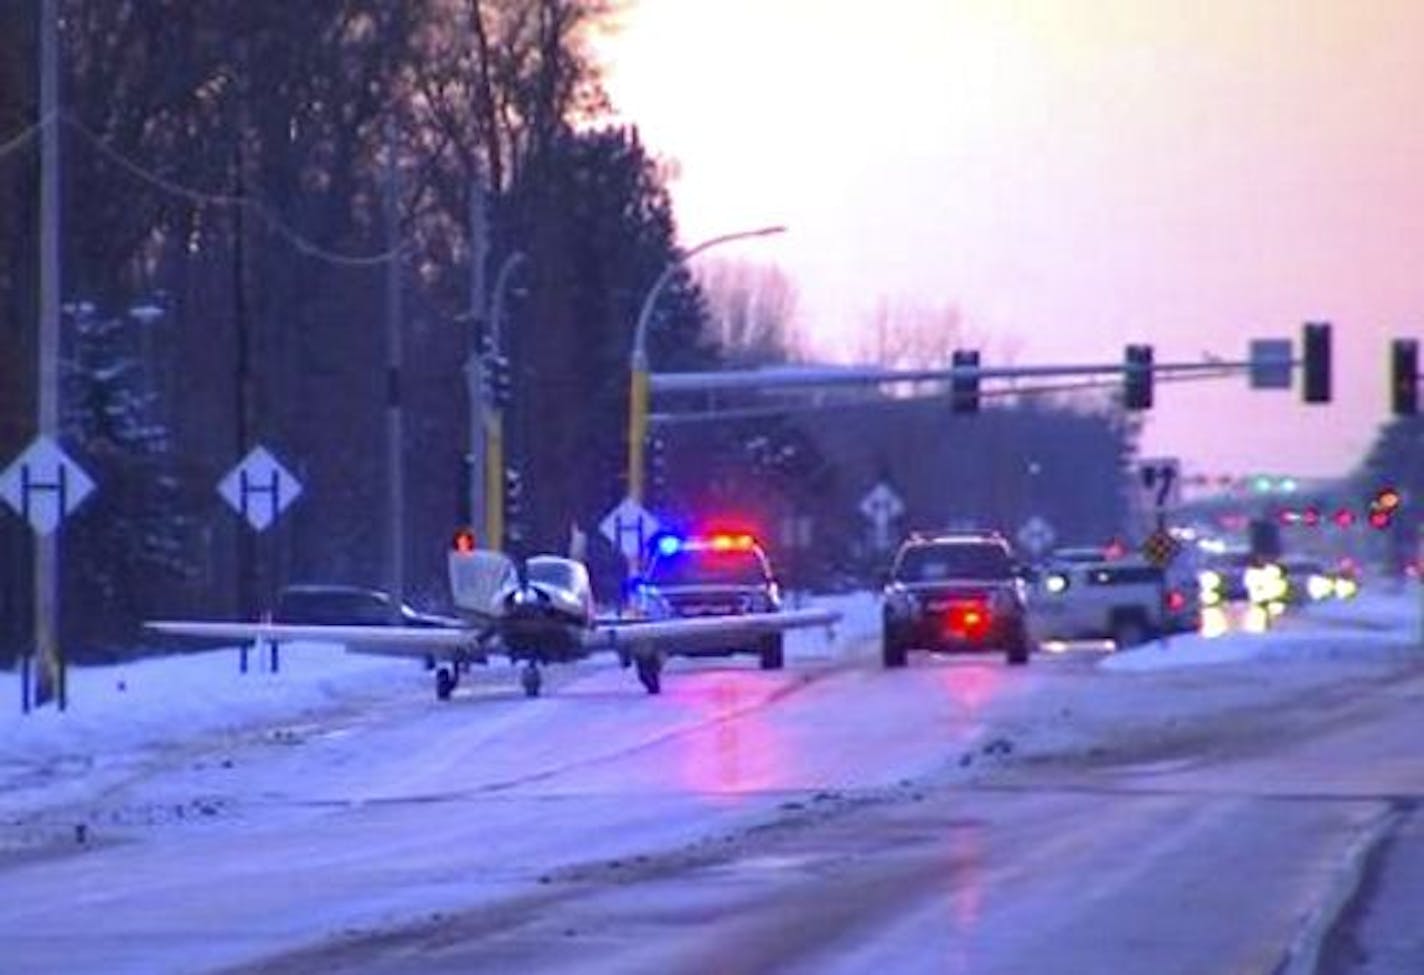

{"left": 1044, "top": 573, "right": 1070, "bottom": 595}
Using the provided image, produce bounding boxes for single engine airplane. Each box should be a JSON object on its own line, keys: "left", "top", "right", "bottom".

{"left": 148, "top": 531, "right": 839, "bottom": 699}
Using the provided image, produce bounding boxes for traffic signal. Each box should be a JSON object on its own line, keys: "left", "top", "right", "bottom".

{"left": 1123, "top": 344, "right": 1153, "bottom": 410}
{"left": 504, "top": 466, "right": 525, "bottom": 542}
{"left": 484, "top": 354, "right": 512, "bottom": 408}
{"left": 951, "top": 349, "right": 981, "bottom": 414}
{"left": 1391, "top": 338, "right": 1418, "bottom": 416}
{"left": 647, "top": 435, "right": 668, "bottom": 499}
{"left": 1302, "top": 322, "right": 1332, "bottom": 404}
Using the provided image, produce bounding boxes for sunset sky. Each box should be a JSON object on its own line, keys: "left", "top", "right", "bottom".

{"left": 598, "top": 0, "right": 1424, "bottom": 479}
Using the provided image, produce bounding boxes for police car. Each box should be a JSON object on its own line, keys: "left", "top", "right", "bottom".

{"left": 632, "top": 532, "right": 785, "bottom": 669}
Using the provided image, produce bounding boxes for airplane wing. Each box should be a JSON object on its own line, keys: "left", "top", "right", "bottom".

{"left": 146, "top": 621, "right": 481, "bottom": 657}
{"left": 587, "top": 606, "right": 840, "bottom": 651}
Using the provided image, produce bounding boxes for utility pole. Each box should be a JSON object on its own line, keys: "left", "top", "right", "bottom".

{"left": 383, "top": 122, "right": 406, "bottom": 616}
{"left": 466, "top": 174, "right": 488, "bottom": 541}
{"left": 33, "top": 0, "right": 63, "bottom": 710}
{"left": 233, "top": 40, "right": 257, "bottom": 627}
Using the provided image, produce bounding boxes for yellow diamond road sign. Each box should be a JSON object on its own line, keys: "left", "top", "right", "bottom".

{"left": 1141, "top": 529, "right": 1181, "bottom": 568}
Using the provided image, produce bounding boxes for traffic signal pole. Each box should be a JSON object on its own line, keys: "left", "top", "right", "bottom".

{"left": 627, "top": 359, "right": 649, "bottom": 504}
{"left": 485, "top": 251, "right": 527, "bottom": 551}
{"left": 485, "top": 409, "right": 504, "bottom": 550}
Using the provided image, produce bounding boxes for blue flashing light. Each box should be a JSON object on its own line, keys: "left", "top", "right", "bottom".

{"left": 653, "top": 533, "right": 683, "bottom": 557}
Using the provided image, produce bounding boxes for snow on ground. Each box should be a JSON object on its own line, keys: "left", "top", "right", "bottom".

{"left": 0, "top": 592, "right": 875, "bottom": 771}
{"left": 1103, "top": 588, "right": 1422, "bottom": 673}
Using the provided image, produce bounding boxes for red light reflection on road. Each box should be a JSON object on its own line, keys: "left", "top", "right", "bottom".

{"left": 671, "top": 671, "right": 788, "bottom": 800}
{"left": 934, "top": 662, "right": 1004, "bottom": 715}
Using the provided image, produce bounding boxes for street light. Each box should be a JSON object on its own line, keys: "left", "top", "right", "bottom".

{"left": 626, "top": 225, "right": 787, "bottom": 504}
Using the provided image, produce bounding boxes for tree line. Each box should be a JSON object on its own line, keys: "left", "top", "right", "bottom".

{"left": 1, "top": 1, "right": 1138, "bottom": 659}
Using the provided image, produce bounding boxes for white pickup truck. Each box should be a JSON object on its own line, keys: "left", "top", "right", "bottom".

{"left": 1028, "top": 556, "right": 1201, "bottom": 647}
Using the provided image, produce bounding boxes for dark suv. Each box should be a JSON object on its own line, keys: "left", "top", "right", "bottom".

{"left": 273, "top": 584, "right": 460, "bottom": 628}
{"left": 881, "top": 531, "right": 1032, "bottom": 667}
{"left": 633, "top": 533, "right": 785, "bottom": 669}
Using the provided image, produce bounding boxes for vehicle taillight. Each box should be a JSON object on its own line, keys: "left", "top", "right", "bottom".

{"left": 1165, "top": 588, "right": 1187, "bottom": 612}
{"left": 946, "top": 602, "right": 991, "bottom": 638}
{"left": 452, "top": 527, "right": 476, "bottom": 553}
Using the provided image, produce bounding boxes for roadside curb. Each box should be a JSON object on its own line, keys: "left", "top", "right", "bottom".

{"left": 1276, "top": 804, "right": 1404, "bottom": 975}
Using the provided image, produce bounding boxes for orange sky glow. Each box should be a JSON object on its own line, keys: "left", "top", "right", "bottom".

{"left": 596, "top": 0, "right": 1424, "bottom": 479}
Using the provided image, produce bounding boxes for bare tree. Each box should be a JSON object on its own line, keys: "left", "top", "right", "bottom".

{"left": 697, "top": 259, "right": 801, "bottom": 366}
{"left": 856, "top": 296, "right": 965, "bottom": 370}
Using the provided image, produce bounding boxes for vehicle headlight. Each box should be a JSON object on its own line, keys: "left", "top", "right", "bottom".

{"left": 1044, "top": 573, "right": 1070, "bottom": 595}
{"left": 1307, "top": 574, "right": 1334, "bottom": 601}
{"left": 1198, "top": 570, "right": 1222, "bottom": 592}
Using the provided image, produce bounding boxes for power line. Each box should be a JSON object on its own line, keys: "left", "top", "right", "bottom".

{"left": 0, "top": 111, "right": 57, "bottom": 162}
{"left": 62, "top": 113, "right": 413, "bottom": 268}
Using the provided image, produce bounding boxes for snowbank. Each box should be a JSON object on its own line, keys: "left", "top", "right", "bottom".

{"left": 0, "top": 643, "right": 415, "bottom": 766}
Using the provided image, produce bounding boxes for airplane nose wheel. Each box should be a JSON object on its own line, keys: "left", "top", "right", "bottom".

{"left": 520, "top": 663, "right": 543, "bottom": 698}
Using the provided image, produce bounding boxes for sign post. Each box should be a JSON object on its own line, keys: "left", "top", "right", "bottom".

{"left": 217, "top": 446, "right": 304, "bottom": 672}
{"left": 859, "top": 482, "right": 904, "bottom": 553}
{"left": 1, "top": 436, "right": 97, "bottom": 712}
{"left": 600, "top": 496, "right": 661, "bottom": 593}
{"left": 1016, "top": 515, "right": 1057, "bottom": 560}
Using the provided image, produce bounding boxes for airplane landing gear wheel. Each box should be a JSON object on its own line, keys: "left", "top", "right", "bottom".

{"left": 435, "top": 666, "right": 457, "bottom": 701}
{"left": 520, "top": 663, "right": 543, "bottom": 698}
{"left": 636, "top": 655, "right": 662, "bottom": 695}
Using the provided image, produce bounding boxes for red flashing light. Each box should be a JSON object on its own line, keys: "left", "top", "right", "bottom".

{"left": 708, "top": 533, "right": 756, "bottom": 552}
{"left": 452, "top": 527, "right": 477, "bottom": 553}
{"left": 1333, "top": 508, "right": 1355, "bottom": 528}
{"left": 1165, "top": 589, "right": 1187, "bottom": 613}
{"left": 1369, "top": 510, "right": 1392, "bottom": 531}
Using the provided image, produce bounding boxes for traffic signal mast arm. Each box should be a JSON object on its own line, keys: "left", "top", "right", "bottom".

{"left": 650, "top": 356, "right": 1259, "bottom": 395}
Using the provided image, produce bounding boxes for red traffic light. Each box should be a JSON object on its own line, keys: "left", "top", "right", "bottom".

{"left": 452, "top": 527, "right": 477, "bottom": 553}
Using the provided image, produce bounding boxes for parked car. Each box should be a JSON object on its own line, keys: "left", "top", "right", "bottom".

{"left": 272, "top": 584, "right": 462, "bottom": 628}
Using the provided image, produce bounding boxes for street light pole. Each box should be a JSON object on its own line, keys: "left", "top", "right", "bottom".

{"left": 626, "top": 225, "right": 786, "bottom": 504}
{"left": 485, "top": 250, "right": 527, "bottom": 551}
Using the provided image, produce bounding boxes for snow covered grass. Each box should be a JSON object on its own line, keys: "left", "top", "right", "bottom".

{"left": 0, "top": 643, "right": 416, "bottom": 768}
{"left": 1102, "top": 588, "right": 1422, "bottom": 674}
